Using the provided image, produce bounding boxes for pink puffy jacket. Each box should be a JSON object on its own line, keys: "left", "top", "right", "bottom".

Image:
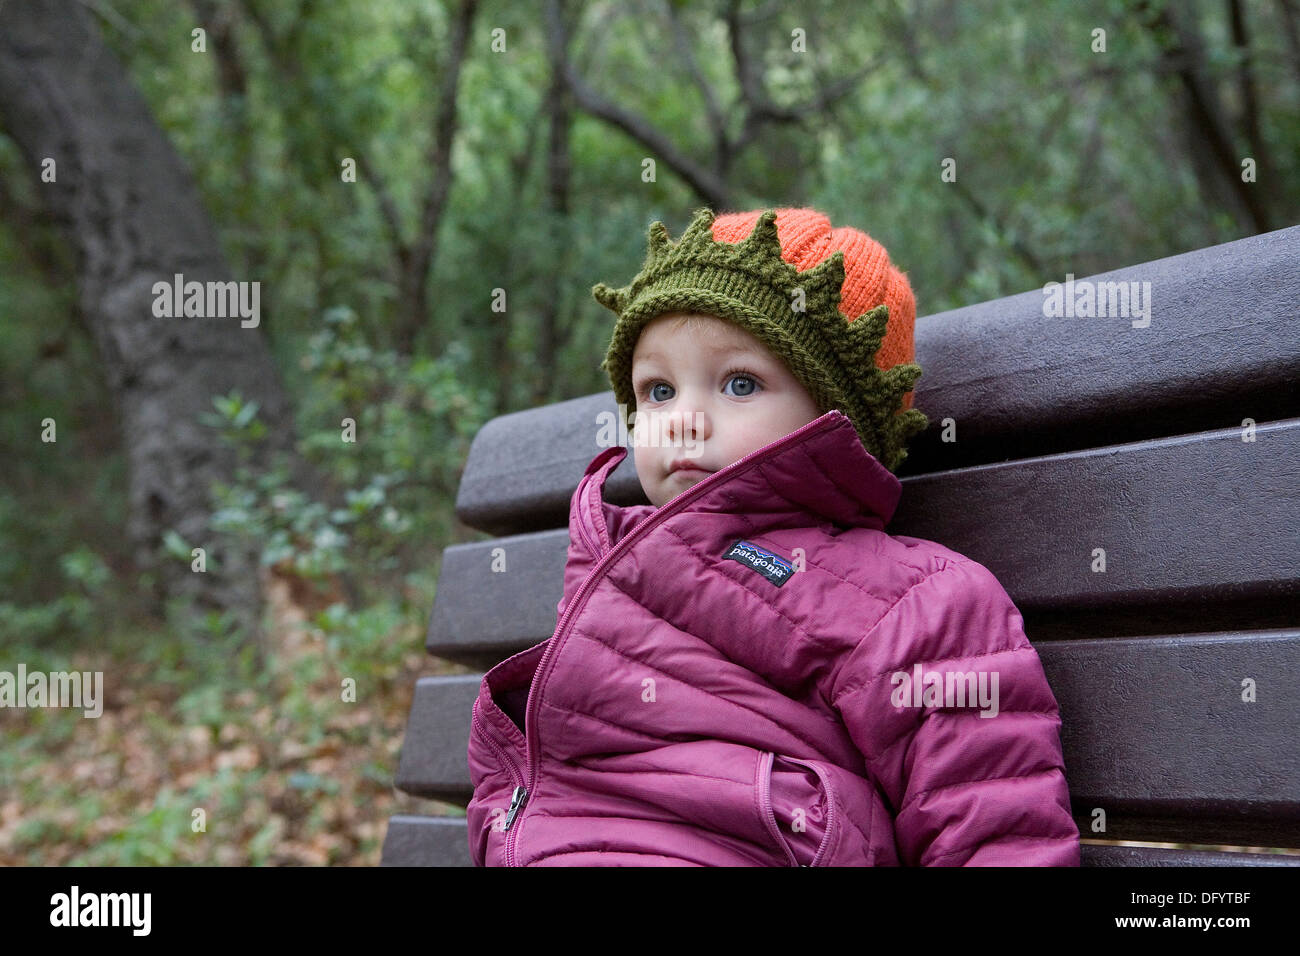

{"left": 466, "top": 409, "right": 1080, "bottom": 866}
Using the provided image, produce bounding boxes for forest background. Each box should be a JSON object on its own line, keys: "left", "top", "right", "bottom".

{"left": 1, "top": 0, "right": 1297, "bottom": 864}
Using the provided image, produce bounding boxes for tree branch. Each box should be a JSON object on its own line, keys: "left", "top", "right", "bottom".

{"left": 1135, "top": 0, "right": 1271, "bottom": 232}
{"left": 394, "top": 0, "right": 478, "bottom": 354}
{"left": 664, "top": 0, "right": 729, "bottom": 160}
{"left": 552, "top": 3, "right": 731, "bottom": 208}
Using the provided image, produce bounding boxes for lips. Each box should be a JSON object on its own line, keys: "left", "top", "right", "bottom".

{"left": 668, "top": 459, "right": 714, "bottom": 476}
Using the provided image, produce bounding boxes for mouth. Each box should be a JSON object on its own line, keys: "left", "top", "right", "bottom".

{"left": 668, "top": 459, "right": 714, "bottom": 477}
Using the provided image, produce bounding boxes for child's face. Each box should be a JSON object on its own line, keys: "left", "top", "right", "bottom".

{"left": 629, "top": 311, "right": 824, "bottom": 508}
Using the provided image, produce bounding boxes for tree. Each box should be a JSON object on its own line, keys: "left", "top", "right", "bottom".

{"left": 0, "top": 0, "right": 313, "bottom": 639}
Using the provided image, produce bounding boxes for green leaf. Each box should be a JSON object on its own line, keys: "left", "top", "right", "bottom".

{"left": 162, "top": 529, "right": 192, "bottom": 561}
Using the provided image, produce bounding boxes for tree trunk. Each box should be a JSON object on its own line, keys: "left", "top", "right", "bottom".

{"left": 0, "top": 0, "right": 305, "bottom": 641}
{"left": 533, "top": 0, "right": 577, "bottom": 407}
{"left": 391, "top": 0, "right": 479, "bottom": 356}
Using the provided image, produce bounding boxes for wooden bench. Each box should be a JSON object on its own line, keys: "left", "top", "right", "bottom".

{"left": 381, "top": 225, "right": 1300, "bottom": 866}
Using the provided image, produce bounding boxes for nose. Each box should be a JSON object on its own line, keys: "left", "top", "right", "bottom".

{"left": 664, "top": 394, "right": 710, "bottom": 450}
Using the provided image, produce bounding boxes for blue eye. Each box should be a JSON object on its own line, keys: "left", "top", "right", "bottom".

{"left": 637, "top": 369, "right": 762, "bottom": 402}
{"left": 726, "top": 374, "right": 758, "bottom": 397}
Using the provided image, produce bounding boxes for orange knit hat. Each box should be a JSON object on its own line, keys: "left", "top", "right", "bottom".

{"left": 710, "top": 207, "right": 919, "bottom": 412}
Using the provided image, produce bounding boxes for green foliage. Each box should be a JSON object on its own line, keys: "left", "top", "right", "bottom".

{"left": 0, "top": 546, "right": 111, "bottom": 643}
{"left": 188, "top": 304, "right": 491, "bottom": 611}
{"left": 76, "top": 785, "right": 209, "bottom": 867}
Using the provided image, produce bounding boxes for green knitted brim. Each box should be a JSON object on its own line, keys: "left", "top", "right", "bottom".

{"left": 593, "top": 207, "right": 928, "bottom": 473}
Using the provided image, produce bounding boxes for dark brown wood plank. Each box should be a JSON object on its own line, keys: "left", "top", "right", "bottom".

{"left": 429, "top": 422, "right": 1300, "bottom": 662}
{"left": 399, "top": 632, "right": 1300, "bottom": 848}
{"left": 1080, "top": 843, "right": 1300, "bottom": 866}
{"left": 378, "top": 817, "right": 1300, "bottom": 866}
{"left": 426, "top": 530, "right": 568, "bottom": 669}
{"left": 456, "top": 394, "right": 648, "bottom": 537}
{"left": 380, "top": 814, "right": 471, "bottom": 867}
{"left": 454, "top": 227, "right": 1300, "bottom": 536}
{"left": 1041, "top": 632, "right": 1300, "bottom": 837}
{"left": 393, "top": 675, "right": 480, "bottom": 802}
{"left": 893, "top": 419, "right": 1300, "bottom": 628}
{"left": 1073, "top": 813, "right": 1300, "bottom": 850}
{"left": 902, "top": 224, "right": 1300, "bottom": 475}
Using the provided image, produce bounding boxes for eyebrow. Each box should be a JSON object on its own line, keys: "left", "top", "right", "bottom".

{"left": 635, "top": 344, "right": 761, "bottom": 364}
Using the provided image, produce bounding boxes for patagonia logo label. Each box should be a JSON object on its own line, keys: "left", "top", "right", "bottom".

{"left": 722, "top": 539, "right": 795, "bottom": 587}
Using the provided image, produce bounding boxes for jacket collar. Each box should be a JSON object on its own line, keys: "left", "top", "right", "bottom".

{"left": 577, "top": 409, "right": 902, "bottom": 552}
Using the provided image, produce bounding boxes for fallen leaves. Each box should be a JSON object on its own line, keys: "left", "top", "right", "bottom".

{"left": 214, "top": 744, "right": 260, "bottom": 772}
{"left": 0, "top": 615, "right": 464, "bottom": 866}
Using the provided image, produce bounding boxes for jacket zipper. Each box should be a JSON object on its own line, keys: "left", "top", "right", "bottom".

{"left": 760, "top": 753, "right": 838, "bottom": 867}
{"left": 470, "top": 701, "right": 526, "bottom": 853}
{"left": 500, "top": 471, "right": 598, "bottom": 851}
{"left": 504, "top": 413, "right": 841, "bottom": 866}
{"left": 757, "top": 751, "right": 799, "bottom": 866}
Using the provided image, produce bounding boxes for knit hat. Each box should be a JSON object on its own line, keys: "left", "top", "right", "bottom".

{"left": 592, "top": 206, "right": 928, "bottom": 473}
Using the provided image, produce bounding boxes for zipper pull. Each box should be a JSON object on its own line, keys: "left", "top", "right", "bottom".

{"left": 503, "top": 785, "right": 528, "bottom": 831}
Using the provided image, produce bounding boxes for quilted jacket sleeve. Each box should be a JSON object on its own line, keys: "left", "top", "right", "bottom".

{"left": 830, "top": 557, "right": 1080, "bottom": 866}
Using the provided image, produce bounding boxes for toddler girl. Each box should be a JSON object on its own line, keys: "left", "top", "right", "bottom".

{"left": 466, "top": 206, "right": 1080, "bottom": 866}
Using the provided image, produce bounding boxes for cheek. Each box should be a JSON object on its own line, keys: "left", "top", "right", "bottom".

{"left": 632, "top": 441, "right": 655, "bottom": 475}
